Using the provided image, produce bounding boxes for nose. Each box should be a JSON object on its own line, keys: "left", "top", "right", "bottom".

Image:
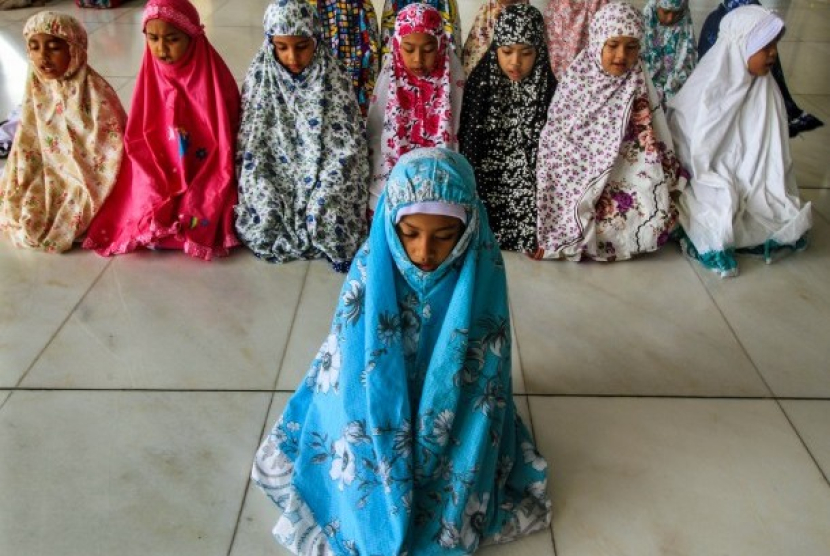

{"left": 414, "top": 237, "right": 433, "bottom": 263}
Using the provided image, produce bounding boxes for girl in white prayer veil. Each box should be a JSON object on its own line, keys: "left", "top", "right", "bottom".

{"left": 667, "top": 5, "right": 811, "bottom": 278}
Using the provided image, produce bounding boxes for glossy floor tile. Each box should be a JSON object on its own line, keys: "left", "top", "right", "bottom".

{"left": 1, "top": 0, "right": 829, "bottom": 554}
{"left": 20, "top": 252, "right": 307, "bottom": 390}
{"left": 0, "top": 390, "right": 271, "bottom": 556}
{"left": 532, "top": 397, "right": 830, "bottom": 556}
{"left": 780, "top": 400, "right": 830, "bottom": 479}
{"left": 0, "top": 241, "right": 110, "bottom": 387}
{"left": 688, "top": 217, "right": 830, "bottom": 398}
{"left": 506, "top": 248, "right": 770, "bottom": 397}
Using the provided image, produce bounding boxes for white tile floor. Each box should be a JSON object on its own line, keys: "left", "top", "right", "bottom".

{"left": 1, "top": 0, "right": 829, "bottom": 554}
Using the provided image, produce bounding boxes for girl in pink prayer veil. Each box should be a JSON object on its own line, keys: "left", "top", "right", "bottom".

{"left": 84, "top": 0, "right": 240, "bottom": 261}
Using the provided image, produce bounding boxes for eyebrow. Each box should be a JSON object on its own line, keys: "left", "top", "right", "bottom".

{"left": 399, "top": 222, "right": 462, "bottom": 232}
{"left": 146, "top": 32, "right": 183, "bottom": 38}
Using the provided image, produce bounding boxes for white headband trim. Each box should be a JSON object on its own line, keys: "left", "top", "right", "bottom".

{"left": 394, "top": 202, "right": 467, "bottom": 224}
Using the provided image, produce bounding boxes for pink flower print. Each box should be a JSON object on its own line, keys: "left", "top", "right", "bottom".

{"left": 612, "top": 190, "right": 634, "bottom": 216}
{"left": 595, "top": 192, "right": 614, "bottom": 220}
{"left": 631, "top": 97, "right": 651, "bottom": 127}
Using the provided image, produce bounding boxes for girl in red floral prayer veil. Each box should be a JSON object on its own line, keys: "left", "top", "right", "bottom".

{"left": 366, "top": 3, "right": 464, "bottom": 214}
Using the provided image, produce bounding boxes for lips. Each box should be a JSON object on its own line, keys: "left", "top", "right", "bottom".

{"left": 416, "top": 263, "right": 436, "bottom": 272}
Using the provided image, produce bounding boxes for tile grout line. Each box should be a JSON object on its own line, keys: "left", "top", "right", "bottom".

{"left": 225, "top": 261, "right": 311, "bottom": 556}
{"left": 5, "top": 258, "right": 115, "bottom": 404}
{"left": 508, "top": 284, "right": 559, "bottom": 552}
{"left": 775, "top": 400, "right": 830, "bottom": 487}
{"left": 684, "top": 255, "right": 780, "bottom": 399}
{"left": 2, "top": 387, "right": 829, "bottom": 401}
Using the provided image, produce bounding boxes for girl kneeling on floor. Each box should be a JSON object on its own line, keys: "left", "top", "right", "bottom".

{"left": 84, "top": 0, "right": 240, "bottom": 260}
{"left": 0, "top": 11, "right": 126, "bottom": 253}
{"left": 253, "top": 147, "right": 551, "bottom": 555}
{"left": 667, "top": 5, "right": 812, "bottom": 278}
{"left": 234, "top": 0, "right": 369, "bottom": 273}
{"left": 535, "top": 2, "right": 683, "bottom": 262}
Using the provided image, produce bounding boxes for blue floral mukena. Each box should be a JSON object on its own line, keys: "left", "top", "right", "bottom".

{"left": 253, "top": 148, "right": 552, "bottom": 555}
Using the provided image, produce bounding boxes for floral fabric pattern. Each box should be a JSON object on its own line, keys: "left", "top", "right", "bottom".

{"left": 380, "top": 0, "right": 463, "bottom": 55}
{"left": 0, "top": 11, "right": 126, "bottom": 252}
{"left": 536, "top": 2, "right": 682, "bottom": 261}
{"left": 309, "top": 0, "right": 380, "bottom": 116}
{"left": 367, "top": 3, "right": 465, "bottom": 211}
{"left": 460, "top": 0, "right": 529, "bottom": 76}
{"left": 642, "top": 0, "right": 697, "bottom": 104}
{"left": 543, "top": 0, "right": 609, "bottom": 79}
{"left": 83, "top": 0, "right": 241, "bottom": 261}
{"left": 234, "top": 0, "right": 368, "bottom": 267}
{"left": 253, "top": 148, "right": 551, "bottom": 555}
{"left": 459, "top": 5, "right": 557, "bottom": 252}
{"left": 667, "top": 6, "right": 811, "bottom": 277}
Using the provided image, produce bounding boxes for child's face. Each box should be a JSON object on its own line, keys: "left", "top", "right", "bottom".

{"left": 747, "top": 38, "right": 778, "bottom": 77}
{"left": 400, "top": 32, "right": 439, "bottom": 77}
{"left": 497, "top": 43, "right": 537, "bottom": 82}
{"left": 271, "top": 35, "right": 315, "bottom": 75}
{"left": 656, "top": 7, "right": 683, "bottom": 26}
{"left": 27, "top": 33, "right": 71, "bottom": 80}
{"left": 396, "top": 213, "right": 464, "bottom": 272}
{"left": 601, "top": 35, "right": 640, "bottom": 76}
{"left": 145, "top": 19, "right": 191, "bottom": 64}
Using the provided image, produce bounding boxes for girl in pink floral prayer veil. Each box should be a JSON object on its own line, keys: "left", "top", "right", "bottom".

{"left": 366, "top": 3, "right": 465, "bottom": 214}
{"left": 83, "top": 0, "right": 241, "bottom": 261}
{"left": 535, "top": 2, "right": 683, "bottom": 262}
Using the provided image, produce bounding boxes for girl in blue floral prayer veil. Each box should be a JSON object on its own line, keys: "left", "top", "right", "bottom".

{"left": 253, "top": 147, "right": 552, "bottom": 555}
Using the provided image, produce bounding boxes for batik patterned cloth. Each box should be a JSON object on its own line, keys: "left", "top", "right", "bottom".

{"left": 460, "top": 0, "right": 529, "bottom": 76}
{"left": 543, "top": 0, "right": 608, "bottom": 79}
{"left": 367, "top": 3, "right": 465, "bottom": 211}
{"left": 83, "top": 0, "right": 241, "bottom": 261}
{"left": 668, "top": 5, "right": 811, "bottom": 277}
{"left": 642, "top": 0, "right": 697, "bottom": 104}
{"left": 234, "top": 0, "right": 368, "bottom": 268}
{"left": 380, "top": 0, "right": 463, "bottom": 55}
{"left": 536, "top": 2, "right": 682, "bottom": 262}
{"left": 309, "top": 0, "right": 380, "bottom": 116}
{"left": 0, "top": 12, "right": 126, "bottom": 252}
{"left": 459, "top": 5, "right": 556, "bottom": 252}
{"left": 253, "top": 147, "right": 552, "bottom": 556}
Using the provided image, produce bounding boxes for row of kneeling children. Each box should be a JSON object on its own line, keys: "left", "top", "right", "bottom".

{"left": 0, "top": 0, "right": 815, "bottom": 277}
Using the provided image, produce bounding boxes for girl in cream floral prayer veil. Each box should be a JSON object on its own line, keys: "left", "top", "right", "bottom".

{"left": 0, "top": 11, "right": 126, "bottom": 252}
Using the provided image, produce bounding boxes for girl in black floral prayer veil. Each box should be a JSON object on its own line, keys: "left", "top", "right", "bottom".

{"left": 459, "top": 4, "right": 556, "bottom": 253}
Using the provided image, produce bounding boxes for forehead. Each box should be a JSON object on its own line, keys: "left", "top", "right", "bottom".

{"left": 271, "top": 35, "right": 312, "bottom": 46}
{"left": 400, "top": 32, "right": 438, "bottom": 46}
{"left": 604, "top": 35, "right": 640, "bottom": 46}
{"left": 145, "top": 19, "right": 186, "bottom": 36}
{"left": 28, "top": 33, "right": 68, "bottom": 46}
{"left": 399, "top": 213, "right": 463, "bottom": 230}
{"left": 497, "top": 42, "right": 535, "bottom": 50}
